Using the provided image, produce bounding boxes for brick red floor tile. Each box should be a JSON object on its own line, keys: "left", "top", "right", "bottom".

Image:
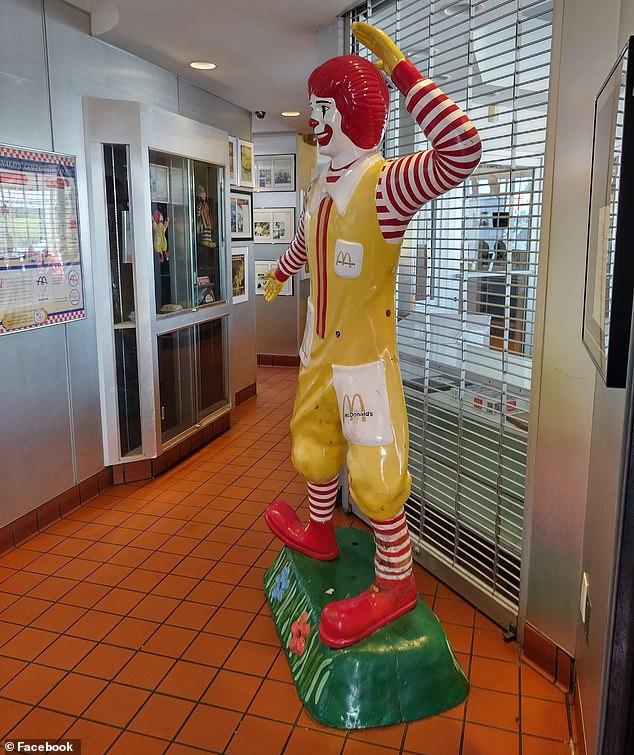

{"left": 40, "top": 672, "right": 107, "bottom": 716}
{"left": 157, "top": 660, "right": 217, "bottom": 700}
{"left": 201, "top": 668, "right": 261, "bottom": 711}
{"left": 225, "top": 713, "right": 293, "bottom": 755}
{"left": 0, "top": 663, "right": 65, "bottom": 705}
{"left": 175, "top": 703, "right": 242, "bottom": 751}
{"left": 0, "top": 368, "right": 578, "bottom": 753}
{"left": 128, "top": 693, "right": 195, "bottom": 740}
{"left": 84, "top": 682, "right": 150, "bottom": 727}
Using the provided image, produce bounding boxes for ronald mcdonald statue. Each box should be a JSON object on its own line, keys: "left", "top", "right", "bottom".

{"left": 264, "top": 22, "right": 482, "bottom": 649}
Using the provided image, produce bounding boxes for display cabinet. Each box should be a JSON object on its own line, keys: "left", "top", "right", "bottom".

{"left": 84, "top": 98, "right": 232, "bottom": 465}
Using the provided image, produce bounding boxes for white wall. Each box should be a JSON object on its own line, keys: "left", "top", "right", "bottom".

{"left": 253, "top": 132, "right": 303, "bottom": 358}
{"left": 0, "top": 0, "right": 253, "bottom": 527}
{"left": 523, "top": 0, "right": 633, "bottom": 751}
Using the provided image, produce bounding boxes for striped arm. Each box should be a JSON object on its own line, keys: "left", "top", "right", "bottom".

{"left": 377, "top": 58, "right": 482, "bottom": 242}
{"left": 276, "top": 209, "right": 308, "bottom": 280}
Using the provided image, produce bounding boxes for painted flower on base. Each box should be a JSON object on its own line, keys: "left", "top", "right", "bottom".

{"left": 271, "top": 566, "right": 290, "bottom": 602}
{"left": 289, "top": 610, "right": 311, "bottom": 655}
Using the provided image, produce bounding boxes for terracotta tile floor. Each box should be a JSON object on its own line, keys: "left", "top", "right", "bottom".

{"left": 0, "top": 366, "right": 580, "bottom": 754}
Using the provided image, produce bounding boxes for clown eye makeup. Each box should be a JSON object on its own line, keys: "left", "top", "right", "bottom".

{"left": 310, "top": 97, "right": 335, "bottom": 120}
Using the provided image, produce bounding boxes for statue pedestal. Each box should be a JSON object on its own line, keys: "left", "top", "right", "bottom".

{"left": 263, "top": 527, "right": 469, "bottom": 729}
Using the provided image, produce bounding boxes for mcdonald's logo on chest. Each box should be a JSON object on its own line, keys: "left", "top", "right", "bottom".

{"left": 333, "top": 239, "right": 363, "bottom": 279}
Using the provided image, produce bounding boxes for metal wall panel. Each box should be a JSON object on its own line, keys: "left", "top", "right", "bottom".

{"left": 44, "top": 0, "right": 180, "bottom": 480}
{"left": 0, "top": 0, "right": 52, "bottom": 150}
{"left": 0, "top": 0, "right": 257, "bottom": 523}
{"left": 178, "top": 80, "right": 252, "bottom": 142}
{"left": 0, "top": 328, "right": 75, "bottom": 527}
{"left": 570, "top": 5, "right": 634, "bottom": 753}
{"left": 230, "top": 266, "right": 258, "bottom": 398}
{"left": 0, "top": 0, "right": 75, "bottom": 524}
{"left": 523, "top": 0, "right": 621, "bottom": 658}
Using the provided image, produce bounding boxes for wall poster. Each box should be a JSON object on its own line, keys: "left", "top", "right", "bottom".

{"left": 0, "top": 145, "right": 85, "bottom": 335}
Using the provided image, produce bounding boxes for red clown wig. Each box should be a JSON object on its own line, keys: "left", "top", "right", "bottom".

{"left": 308, "top": 55, "right": 390, "bottom": 150}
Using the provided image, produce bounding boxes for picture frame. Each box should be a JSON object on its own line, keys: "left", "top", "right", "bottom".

{"left": 238, "top": 139, "right": 255, "bottom": 188}
{"left": 255, "top": 260, "right": 293, "bottom": 296}
{"left": 230, "top": 190, "right": 253, "bottom": 240}
{"left": 228, "top": 136, "right": 238, "bottom": 186}
{"left": 231, "top": 247, "right": 248, "bottom": 304}
{"left": 149, "top": 163, "right": 169, "bottom": 202}
{"left": 583, "top": 36, "right": 634, "bottom": 388}
{"left": 253, "top": 207, "right": 295, "bottom": 244}
{"left": 255, "top": 154, "right": 296, "bottom": 192}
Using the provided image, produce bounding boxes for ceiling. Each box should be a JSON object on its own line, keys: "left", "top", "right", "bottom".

{"left": 66, "top": 0, "right": 356, "bottom": 134}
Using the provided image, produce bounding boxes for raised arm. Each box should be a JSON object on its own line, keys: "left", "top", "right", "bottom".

{"left": 353, "top": 22, "right": 482, "bottom": 242}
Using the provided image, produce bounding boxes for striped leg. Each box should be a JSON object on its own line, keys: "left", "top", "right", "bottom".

{"left": 308, "top": 477, "right": 339, "bottom": 524}
{"left": 319, "top": 506, "right": 417, "bottom": 648}
{"left": 372, "top": 509, "right": 413, "bottom": 582}
{"left": 264, "top": 476, "right": 340, "bottom": 560}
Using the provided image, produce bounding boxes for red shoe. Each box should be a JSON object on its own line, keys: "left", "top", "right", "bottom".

{"left": 319, "top": 574, "right": 418, "bottom": 648}
{"left": 264, "top": 499, "right": 339, "bottom": 560}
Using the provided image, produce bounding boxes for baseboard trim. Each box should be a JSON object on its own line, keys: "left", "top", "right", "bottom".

{"left": 523, "top": 622, "right": 575, "bottom": 693}
{"left": 0, "top": 466, "right": 113, "bottom": 556}
{"left": 257, "top": 353, "right": 300, "bottom": 367}
{"left": 0, "top": 413, "right": 232, "bottom": 556}
{"left": 235, "top": 382, "right": 257, "bottom": 406}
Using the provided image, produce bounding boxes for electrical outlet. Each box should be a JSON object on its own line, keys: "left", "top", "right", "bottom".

{"left": 580, "top": 571, "right": 590, "bottom": 622}
{"left": 580, "top": 571, "right": 591, "bottom": 643}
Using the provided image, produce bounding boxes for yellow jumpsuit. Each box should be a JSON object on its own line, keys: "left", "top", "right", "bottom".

{"left": 290, "top": 156, "right": 411, "bottom": 520}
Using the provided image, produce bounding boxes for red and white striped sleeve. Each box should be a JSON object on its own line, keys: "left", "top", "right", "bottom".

{"left": 274, "top": 210, "right": 308, "bottom": 281}
{"left": 377, "top": 58, "right": 482, "bottom": 243}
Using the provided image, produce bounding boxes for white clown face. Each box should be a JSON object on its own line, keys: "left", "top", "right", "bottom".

{"left": 309, "top": 95, "right": 357, "bottom": 162}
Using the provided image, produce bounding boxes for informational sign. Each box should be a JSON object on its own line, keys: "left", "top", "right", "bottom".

{"left": 0, "top": 145, "right": 85, "bottom": 335}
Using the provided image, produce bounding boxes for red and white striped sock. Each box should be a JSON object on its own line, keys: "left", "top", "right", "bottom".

{"left": 307, "top": 477, "right": 339, "bottom": 524}
{"left": 371, "top": 508, "right": 413, "bottom": 582}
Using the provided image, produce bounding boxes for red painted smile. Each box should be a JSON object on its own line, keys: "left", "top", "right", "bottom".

{"left": 315, "top": 125, "right": 333, "bottom": 146}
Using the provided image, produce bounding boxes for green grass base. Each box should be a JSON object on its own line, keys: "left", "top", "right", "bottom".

{"left": 263, "top": 527, "right": 469, "bottom": 729}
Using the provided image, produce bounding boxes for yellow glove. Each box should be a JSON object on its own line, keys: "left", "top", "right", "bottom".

{"left": 263, "top": 270, "right": 284, "bottom": 302}
{"left": 351, "top": 21, "right": 404, "bottom": 77}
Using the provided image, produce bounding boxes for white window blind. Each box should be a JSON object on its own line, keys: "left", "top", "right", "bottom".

{"left": 347, "top": 0, "right": 553, "bottom": 623}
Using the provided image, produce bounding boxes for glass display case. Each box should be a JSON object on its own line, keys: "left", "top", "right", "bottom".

{"left": 85, "top": 98, "right": 232, "bottom": 465}
{"left": 148, "top": 151, "right": 225, "bottom": 314}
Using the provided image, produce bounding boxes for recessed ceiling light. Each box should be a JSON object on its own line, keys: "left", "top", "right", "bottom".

{"left": 281, "top": 111, "right": 301, "bottom": 117}
{"left": 189, "top": 61, "right": 216, "bottom": 70}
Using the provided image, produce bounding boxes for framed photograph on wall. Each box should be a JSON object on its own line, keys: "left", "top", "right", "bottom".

{"left": 238, "top": 139, "right": 255, "bottom": 188}
{"left": 255, "top": 154, "right": 296, "bottom": 191}
{"left": 254, "top": 260, "right": 272, "bottom": 295}
{"left": 230, "top": 190, "right": 253, "bottom": 240}
{"left": 583, "top": 36, "right": 634, "bottom": 388}
{"left": 255, "top": 260, "right": 293, "bottom": 296}
{"left": 253, "top": 208, "right": 295, "bottom": 243}
{"left": 253, "top": 209, "right": 272, "bottom": 242}
{"left": 228, "top": 137, "right": 238, "bottom": 186}
{"left": 271, "top": 208, "right": 295, "bottom": 243}
{"left": 255, "top": 157, "right": 273, "bottom": 191}
{"left": 231, "top": 247, "right": 248, "bottom": 304}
